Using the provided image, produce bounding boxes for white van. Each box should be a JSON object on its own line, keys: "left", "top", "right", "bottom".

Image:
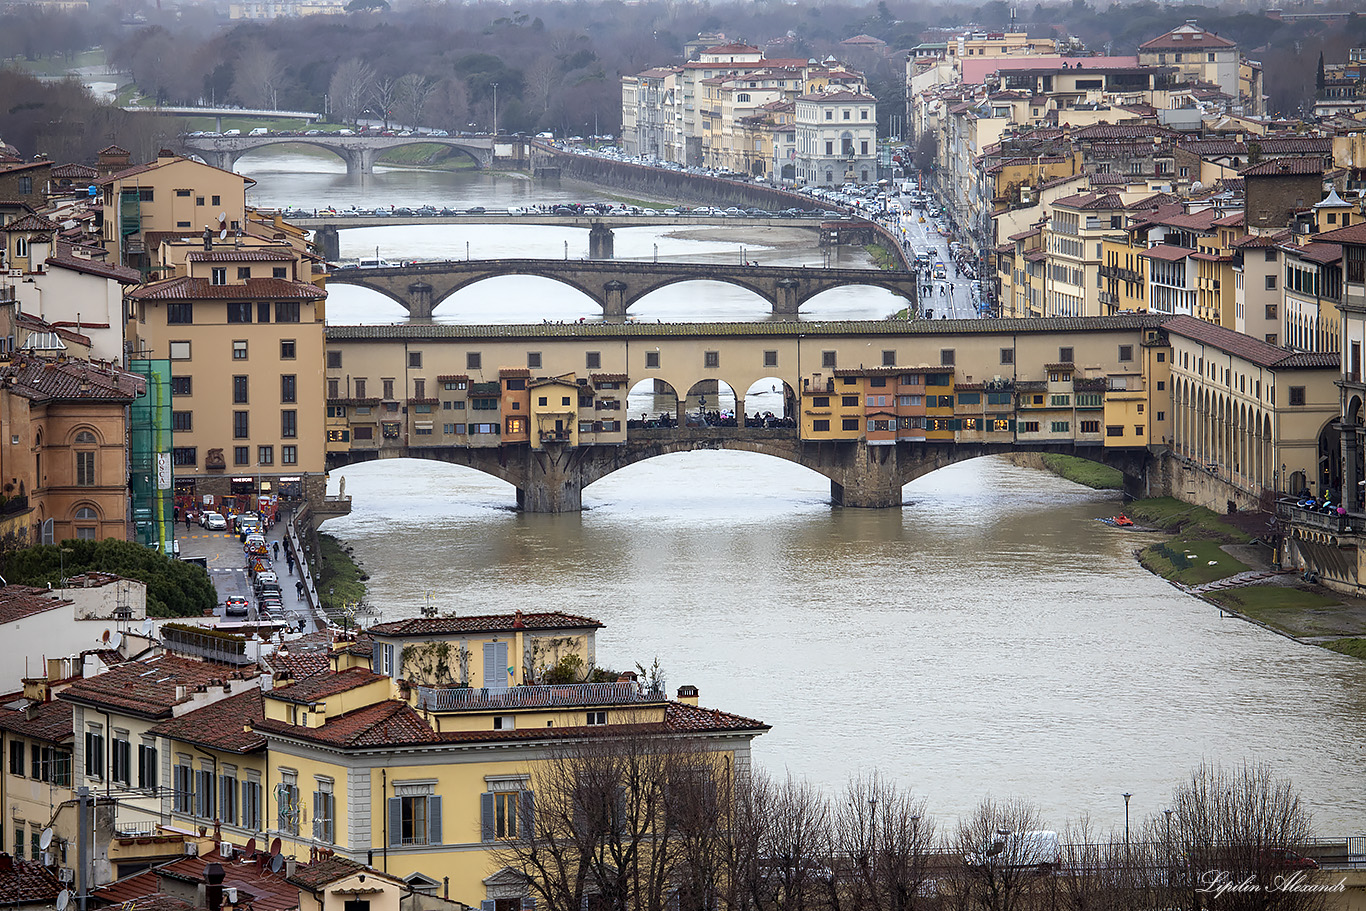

{"left": 966, "top": 831, "right": 1060, "bottom": 872}
{"left": 507, "top": 206, "right": 528, "bottom": 216}
{"left": 223, "top": 129, "right": 241, "bottom": 136}
{"left": 249, "top": 127, "right": 269, "bottom": 136}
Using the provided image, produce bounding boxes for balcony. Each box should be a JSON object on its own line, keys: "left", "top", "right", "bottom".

{"left": 1277, "top": 500, "right": 1353, "bottom": 534}
{"left": 416, "top": 680, "right": 666, "bottom": 712}
{"left": 1099, "top": 265, "right": 1142, "bottom": 283}
{"left": 540, "top": 429, "right": 572, "bottom": 443}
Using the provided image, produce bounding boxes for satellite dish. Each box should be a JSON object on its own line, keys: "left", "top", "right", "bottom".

{"left": 39, "top": 828, "right": 53, "bottom": 850}
{"left": 244, "top": 837, "right": 257, "bottom": 856}
{"left": 56, "top": 891, "right": 70, "bottom": 911}
{"left": 269, "top": 854, "right": 283, "bottom": 874}
{"left": 140, "top": 619, "right": 154, "bottom": 637}
{"left": 219, "top": 228, "right": 228, "bottom": 240}
{"left": 219, "top": 211, "right": 228, "bottom": 224}
{"left": 101, "top": 629, "right": 111, "bottom": 644}
{"left": 269, "top": 837, "right": 281, "bottom": 856}
{"left": 109, "top": 631, "right": 123, "bottom": 650}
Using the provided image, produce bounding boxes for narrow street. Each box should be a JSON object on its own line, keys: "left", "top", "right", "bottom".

{"left": 887, "top": 192, "right": 986, "bottom": 320}
{"left": 177, "top": 517, "right": 323, "bottom": 632}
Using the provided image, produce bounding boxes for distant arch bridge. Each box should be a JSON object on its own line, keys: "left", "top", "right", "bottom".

{"left": 178, "top": 134, "right": 501, "bottom": 176}
{"left": 325, "top": 258, "right": 919, "bottom": 321}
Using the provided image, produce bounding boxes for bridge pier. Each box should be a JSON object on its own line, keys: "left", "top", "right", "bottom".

{"left": 774, "top": 278, "right": 801, "bottom": 320}
{"left": 828, "top": 441, "right": 907, "bottom": 508}
{"left": 407, "top": 282, "right": 435, "bottom": 319}
{"left": 315, "top": 226, "right": 341, "bottom": 263}
{"left": 603, "top": 281, "right": 628, "bottom": 323}
{"left": 589, "top": 223, "right": 615, "bottom": 259}
{"left": 517, "top": 447, "right": 584, "bottom": 513}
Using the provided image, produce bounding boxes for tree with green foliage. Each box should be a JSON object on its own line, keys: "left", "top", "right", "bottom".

{"left": 2, "top": 538, "right": 216, "bottom": 618}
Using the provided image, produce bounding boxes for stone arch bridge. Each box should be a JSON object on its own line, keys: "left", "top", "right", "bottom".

{"left": 325, "top": 259, "right": 919, "bottom": 321}
{"left": 178, "top": 134, "right": 504, "bottom": 176}
{"left": 327, "top": 429, "right": 1154, "bottom": 513}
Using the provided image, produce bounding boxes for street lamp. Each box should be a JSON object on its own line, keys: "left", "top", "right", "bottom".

{"left": 1122, "top": 792, "right": 1132, "bottom": 848}
{"left": 491, "top": 82, "right": 499, "bottom": 137}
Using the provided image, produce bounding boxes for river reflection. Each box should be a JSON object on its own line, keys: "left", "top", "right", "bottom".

{"left": 322, "top": 453, "right": 1366, "bottom": 835}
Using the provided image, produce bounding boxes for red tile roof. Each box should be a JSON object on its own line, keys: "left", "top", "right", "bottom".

{"left": 268, "top": 666, "right": 386, "bottom": 704}
{"left": 60, "top": 655, "right": 258, "bottom": 719}
{"left": 184, "top": 249, "right": 295, "bottom": 262}
{"left": 1163, "top": 315, "right": 1340, "bottom": 370}
{"left": 2, "top": 214, "right": 56, "bottom": 233}
{"left": 150, "top": 688, "right": 265, "bottom": 753}
{"left": 0, "top": 700, "right": 73, "bottom": 742}
{"left": 1316, "top": 223, "right": 1366, "bottom": 246}
{"left": 1139, "top": 25, "right": 1236, "bottom": 50}
{"left": 45, "top": 244, "right": 141, "bottom": 283}
{"left": 1140, "top": 244, "right": 1194, "bottom": 262}
{"left": 0, "top": 357, "right": 143, "bottom": 403}
{"left": 92, "top": 869, "right": 163, "bottom": 905}
{"left": 127, "top": 276, "right": 324, "bottom": 301}
{"left": 1239, "top": 156, "right": 1324, "bottom": 177}
{"left": 0, "top": 857, "right": 63, "bottom": 904}
{"left": 369, "top": 611, "right": 602, "bottom": 637}
{"left": 155, "top": 849, "right": 298, "bottom": 911}
{"left": 285, "top": 856, "right": 368, "bottom": 891}
{"left": 0, "top": 586, "right": 65, "bottom": 624}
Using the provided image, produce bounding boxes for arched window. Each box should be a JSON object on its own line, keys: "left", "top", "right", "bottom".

{"left": 75, "top": 431, "right": 97, "bottom": 445}
{"left": 73, "top": 506, "right": 97, "bottom": 540}
{"left": 75, "top": 432, "right": 96, "bottom": 487}
{"left": 737, "top": 93, "right": 751, "bottom": 103}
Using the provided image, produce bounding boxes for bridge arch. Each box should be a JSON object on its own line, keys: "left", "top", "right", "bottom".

{"left": 622, "top": 275, "right": 780, "bottom": 314}
{"left": 425, "top": 272, "right": 601, "bottom": 316}
{"left": 232, "top": 139, "right": 353, "bottom": 169}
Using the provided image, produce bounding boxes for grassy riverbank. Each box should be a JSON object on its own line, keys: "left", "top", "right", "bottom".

{"left": 1004, "top": 452, "right": 1123, "bottom": 489}
{"left": 316, "top": 532, "right": 367, "bottom": 617}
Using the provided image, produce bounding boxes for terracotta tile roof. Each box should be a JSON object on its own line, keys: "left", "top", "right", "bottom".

{"left": 0, "top": 857, "right": 62, "bottom": 904}
{"left": 155, "top": 849, "right": 297, "bottom": 911}
{"left": 92, "top": 869, "right": 162, "bottom": 905}
{"left": 336, "top": 635, "right": 372, "bottom": 658}
{"left": 150, "top": 688, "right": 265, "bottom": 753}
{"left": 127, "top": 276, "right": 324, "bottom": 301}
{"left": 1139, "top": 25, "right": 1235, "bottom": 50}
{"left": 285, "top": 856, "right": 367, "bottom": 891}
{"left": 797, "top": 90, "right": 876, "bottom": 103}
{"left": 370, "top": 611, "right": 602, "bottom": 637}
{"left": 1163, "top": 315, "right": 1340, "bottom": 370}
{"left": 117, "top": 894, "right": 197, "bottom": 911}
{"left": 0, "top": 699, "right": 73, "bottom": 742}
{"left": 1293, "top": 242, "right": 1342, "bottom": 264}
{"left": 273, "top": 652, "right": 332, "bottom": 680}
{"left": 256, "top": 699, "right": 440, "bottom": 748}
{"left": 184, "top": 249, "right": 295, "bottom": 262}
{"left": 1157, "top": 210, "right": 1220, "bottom": 231}
{"left": 1239, "top": 156, "right": 1324, "bottom": 177}
{"left": 95, "top": 156, "right": 254, "bottom": 189}
{"left": 1316, "top": 223, "right": 1366, "bottom": 246}
{"left": 0, "top": 586, "right": 65, "bottom": 623}
{"left": 51, "top": 163, "right": 98, "bottom": 180}
{"left": 1211, "top": 213, "right": 1245, "bottom": 227}
{"left": 1069, "top": 123, "right": 1180, "bottom": 140}
{"left": 46, "top": 244, "right": 141, "bottom": 283}
{"left": 1053, "top": 191, "right": 1124, "bottom": 210}
{"left": 269, "top": 666, "right": 386, "bottom": 704}
{"left": 2, "top": 214, "right": 56, "bottom": 232}
{"left": 1140, "top": 244, "right": 1194, "bottom": 262}
{"left": 60, "top": 655, "right": 257, "bottom": 719}
{"left": 0, "top": 357, "right": 143, "bottom": 403}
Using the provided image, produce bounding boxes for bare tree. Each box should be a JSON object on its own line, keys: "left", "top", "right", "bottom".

{"left": 328, "top": 58, "right": 375, "bottom": 126}
{"left": 231, "top": 39, "right": 285, "bottom": 110}
{"left": 830, "top": 774, "right": 936, "bottom": 911}
{"left": 763, "top": 775, "right": 832, "bottom": 911}
{"left": 395, "top": 73, "right": 435, "bottom": 131}
{"left": 1056, "top": 816, "right": 1160, "bottom": 911}
{"left": 947, "top": 797, "right": 1054, "bottom": 911}
{"left": 369, "top": 77, "right": 400, "bottom": 130}
{"left": 1161, "top": 762, "right": 1324, "bottom": 911}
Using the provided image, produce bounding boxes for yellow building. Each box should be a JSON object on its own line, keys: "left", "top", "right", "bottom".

{"left": 801, "top": 371, "right": 864, "bottom": 441}
{"left": 96, "top": 153, "right": 256, "bottom": 275}
{"left": 126, "top": 239, "right": 327, "bottom": 508}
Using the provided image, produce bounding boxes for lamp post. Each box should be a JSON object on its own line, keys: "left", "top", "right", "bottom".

{"left": 1123, "top": 792, "right": 1132, "bottom": 848}
{"left": 491, "top": 82, "right": 499, "bottom": 137}
{"left": 1163, "top": 808, "right": 1174, "bottom": 889}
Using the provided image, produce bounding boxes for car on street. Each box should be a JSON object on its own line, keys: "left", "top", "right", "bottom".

{"left": 1262, "top": 849, "right": 1318, "bottom": 870}
{"left": 202, "top": 512, "right": 227, "bottom": 530}
{"left": 225, "top": 596, "right": 250, "bottom": 617}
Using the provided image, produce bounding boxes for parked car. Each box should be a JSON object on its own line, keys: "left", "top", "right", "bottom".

{"left": 202, "top": 512, "right": 227, "bottom": 530}
{"left": 225, "top": 596, "right": 250, "bottom": 617}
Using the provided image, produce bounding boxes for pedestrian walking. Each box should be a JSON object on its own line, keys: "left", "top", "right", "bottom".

{"left": 296, "top": 580, "right": 305, "bottom": 598}
{"left": 273, "top": 541, "right": 280, "bottom": 560}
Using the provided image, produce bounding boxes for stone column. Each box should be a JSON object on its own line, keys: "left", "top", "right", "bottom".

{"left": 773, "top": 278, "right": 802, "bottom": 320}
{"left": 589, "top": 223, "right": 615, "bottom": 259}
{"left": 315, "top": 226, "right": 341, "bottom": 263}
{"left": 829, "top": 441, "right": 904, "bottom": 508}
{"left": 516, "top": 451, "right": 584, "bottom": 513}
{"left": 1344, "top": 427, "right": 1360, "bottom": 513}
{"left": 407, "top": 282, "right": 434, "bottom": 319}
{"left": 602, "top": 280, "right": 628, "bottom": 323}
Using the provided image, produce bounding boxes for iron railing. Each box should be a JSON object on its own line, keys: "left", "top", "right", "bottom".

{"left": 417, "top": 680, "right": 665, "bottom": 712}
{"left": 1276, "top": 500, "right": 1353, "bottom": 534}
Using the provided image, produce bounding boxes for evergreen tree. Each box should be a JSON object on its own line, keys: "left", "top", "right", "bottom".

{"left": 1316, "top": 51, "right": 1326, "bottom": 94}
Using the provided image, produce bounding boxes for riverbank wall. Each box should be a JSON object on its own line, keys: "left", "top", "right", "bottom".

{"left": 1149, "top": 451, "right": 1269, "bottom": 515}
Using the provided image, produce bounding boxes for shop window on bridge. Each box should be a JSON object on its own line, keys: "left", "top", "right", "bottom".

{"left": 1106, "top": 425, "right": 1124, "bottom": 437}
{"left": 842, "top": 396, "right": 858, "bottom": 407}
{"left": 528, "top": 352, "right": 542, "bottom": 369}
{"left": 813, "top": 397, "right": 830, "bottom": 407}
{"left": 813, "top": 420, "right": 830, "bottom": 432}
{"left": 601, "top": 420, "right": 620, "bottom": 432}
{"left": 957, "top": 393, "right": 980, "bottom": 406}
{"left": 934, "top": 395, "right": 955, "bottom": 408}
{"left": 382, "top": 423, "right": 402, "bottom": 439}
{"left": 986, "top": 392, "right": 1011, "bottom": 406}
{"left": 764, "top": 350, "right": 778, "bottom": 367}
{"left": 1020, "top": 421, "right": 1040, "bottom": 433}
{"left": 704, "top": 351, "right": 720, "bottom": 368}
{"left": 473, "top": 398, "right": 498, "bottom": 411}
{"left": 1050, "top": 421, "right": 1070, "bottom": 433}
{"left": 467, "top": 352, "right": 482, "bottom": 370}
{"left": 1000, "top": 348, "right": 1014, "bottom": 365}
{"left": 1058, "top": 347, "right": 1074, "bottom": 363}
{"left": 586, "top": 352, "right": 602, "bottom": 369}
{"left": 868, "top": 419, "right": 896, "bottom": 432}
{"left": 1118, "top": 345, "right": 1134, "bottom": 362}
{"left": 881, "top": 350, "right": 896, "bottom": 367}
{"left": 991, "top": 419, "right": 1011, "bottom": 432}
{"left": 841, "top": 418, "right": 859, "bottom": 431}
{"left": 646, "top": 351, "right": 660, "bottom": 369}
{"left": 327, "top": 430, "right": 350, "bottom": 443}
{"left": 869, "top": 376, "right": 887, "bottom": 388}
{"left": 1081, "top": 420, "right": 1100, "bottom": 434}
{"left": 579, "top": 421, "right": 593, "bottom": 433}
{"left": 900, "top": 374, "right": 921, "bottom": 386}
{"left": 472, "top": 423, "right": 499, "bottom": 435}
{"left": 1050, "top": 394, "right": 1071, "bottom": 406}
{"left": 940, "top": 349, "right": 955, "bottom": 366}
{"left": 822, "top": 351, "right": 837, "bottom": 368}
{"left": 506, "top": 418, "right": 526, "bottom": 435}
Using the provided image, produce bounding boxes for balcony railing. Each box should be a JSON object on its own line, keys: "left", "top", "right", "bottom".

{"left": 540, "top": 430, "right": 571, "bottom": 443}
{"left": 417, "top": 680, "right": 666, "bottom": 712}
{"left": 1277, "top": 500, "right": 1353, "bottom": 534}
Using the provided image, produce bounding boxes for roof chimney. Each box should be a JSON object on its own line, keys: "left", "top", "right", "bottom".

{"left": 676, "top": 685, "right": 699, "bottom": 706}
{"left": 205, "top": 862, "right": 225, "bottom": 911}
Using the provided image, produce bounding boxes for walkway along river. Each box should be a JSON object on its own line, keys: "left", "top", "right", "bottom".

{"left": 243, "top": 149, "right": 1366, "bottom": 833}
